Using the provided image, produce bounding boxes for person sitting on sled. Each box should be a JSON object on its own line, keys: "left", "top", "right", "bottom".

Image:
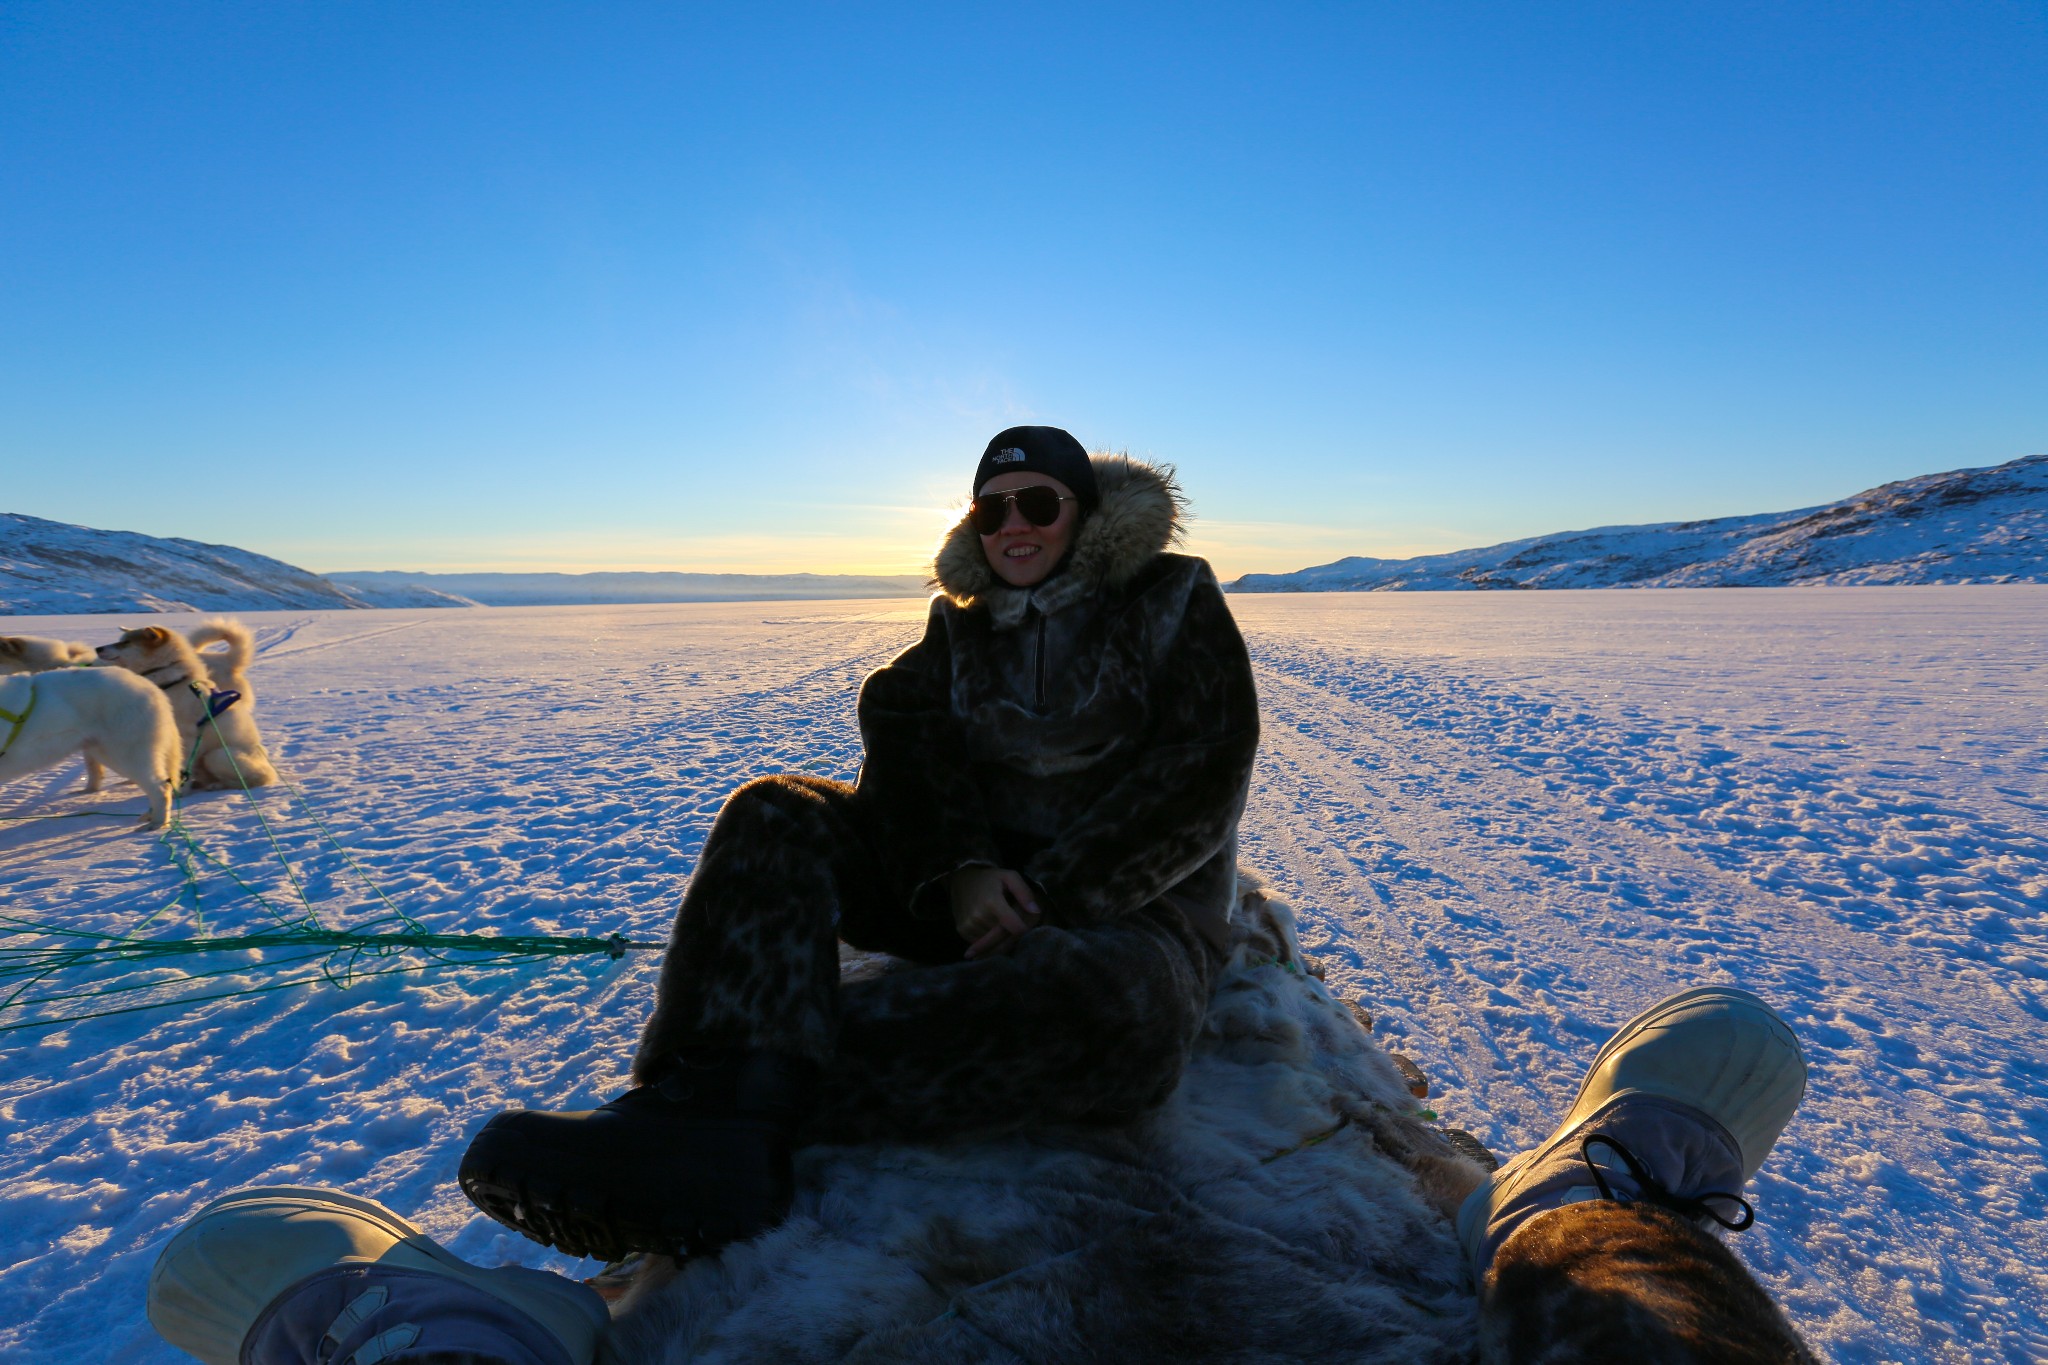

{"left": 461, "top": 424, "right": 1262, "bottom": 1260}
{"left": 146, "top": 429, "right": 1821, "bottom": 1362}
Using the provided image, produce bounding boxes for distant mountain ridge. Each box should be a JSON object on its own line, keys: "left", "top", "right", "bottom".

{"left": 0, "top": 513, "right": 929, "bottom": 615}
{"left": 13, "top": 454, "right": 2042, "bottom": 615}
{"left": 1231, "top": 454, "right": 2048, "bottom": 593}
{"left": 326, "top": 570, "right": 928, "bottom": 606}
{"left": 0, "top": 513, "right": 478, "bottom": 614}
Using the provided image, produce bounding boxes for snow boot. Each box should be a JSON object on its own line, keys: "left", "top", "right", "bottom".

{"left": 1456, "top": 985, "right": 1807, "bottom": 1277}
{"left": 146, "top": 1186, "right": 608, "bottom": 1365}
{"left": 459, "top": 1049, "right": 815, "bottom": 1264}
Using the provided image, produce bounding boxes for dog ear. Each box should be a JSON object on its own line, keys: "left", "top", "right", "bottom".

{"left": 0, "top": 638, "right": 20, "bottom": 657}
{"left": 141, "top": 627, "right": 171, "bottom": 646}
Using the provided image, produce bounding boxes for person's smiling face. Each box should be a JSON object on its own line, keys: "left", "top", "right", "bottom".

{"left": 977, "top": 472, "right": 1080, "bottom": 588}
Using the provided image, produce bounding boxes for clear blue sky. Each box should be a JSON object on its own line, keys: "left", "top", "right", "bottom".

{"left": 3, "top": 2, "right": 2043, "bottom": 577}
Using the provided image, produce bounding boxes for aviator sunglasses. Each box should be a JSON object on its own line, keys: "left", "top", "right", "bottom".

{"left": 971, "top": 485, "right": 1077, "bottom": 535}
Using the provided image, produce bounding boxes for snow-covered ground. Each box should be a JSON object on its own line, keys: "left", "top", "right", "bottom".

{"left": 1, "top": 590, "right": 2043, "bottom": 1363}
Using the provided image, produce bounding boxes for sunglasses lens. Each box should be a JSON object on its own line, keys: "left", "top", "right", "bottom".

{"left": 971, "top": 487, "right": 1067, "bottom": 534}
{"left": 1014, "top": 487, "right": 1062, "bottom": 526}
{"left": 970, "top": 496, "right": 1008, "bottom": 535}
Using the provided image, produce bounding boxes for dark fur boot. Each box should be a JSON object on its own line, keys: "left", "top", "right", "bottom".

{"left": 1481, "top": 1200, "right": 1819, "bottom": 1363}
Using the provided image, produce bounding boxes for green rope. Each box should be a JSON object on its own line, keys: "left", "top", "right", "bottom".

{"left": 0, "top": 810, "right": 136, "bottom": 821}
{"left": 279, "top": 775, "right": 420, "bottom": 931}
{"left": 0, "top": 705, "right": 662, "bottom": 1034}
{"left": 1259, "top": 1116, "right": 1352, "bottom": 1164}
{"left": 0, "top": 924, "right": 651, "bottom": 1032}
{"left": 0, "top": 955, "right": 557, "bottom": 1034}
{"left": 1, "top": 949, "right": 341, "bottom": 1011}
{"left": 0, "top": 917, "right": 642, "bottom": 968}
{"left": 197, "top": 709, "right": 322, "bottom": 922}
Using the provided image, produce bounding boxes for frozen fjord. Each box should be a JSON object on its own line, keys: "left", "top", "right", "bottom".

{"left": 0, "top": 587, "right": 2042, "bottom": 1363}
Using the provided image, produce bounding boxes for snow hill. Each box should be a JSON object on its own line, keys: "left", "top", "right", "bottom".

{"left": 0, "top": 515, "right": 928, "bottom": 615}
{"left": 0, "top": 513, "right": 476, "bottom": 614}
{"left": 326, "top": 569, "right": 928, "bottom": 606}
{"left": 1232, "top": 453, "right": 2048, "bottom": 593}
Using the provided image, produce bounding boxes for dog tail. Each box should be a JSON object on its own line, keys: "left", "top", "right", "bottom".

{"left": 186, "top": 618, "right": 256, "bottom": 672}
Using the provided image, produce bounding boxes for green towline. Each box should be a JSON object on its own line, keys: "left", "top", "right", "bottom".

{"left": 0, "top": 918, "right": 653, "bottom": 963}
{"left": 0, "top": 921, "right": 661, "bottom": 1034}
{"left": 0, "top": 705, "right": 661, "bottom": 1034}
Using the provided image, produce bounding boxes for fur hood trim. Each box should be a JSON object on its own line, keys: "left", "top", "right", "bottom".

{"left": 930, "top": 454, "right": 1187, "bottom": 627}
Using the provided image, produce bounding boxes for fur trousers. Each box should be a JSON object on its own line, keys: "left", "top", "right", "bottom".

{"left": 631, "top": 774, "right": 1219, "bottom": 1146}
{"left": 1483, "top": 1201, "right": 1818, "bottom": 1364}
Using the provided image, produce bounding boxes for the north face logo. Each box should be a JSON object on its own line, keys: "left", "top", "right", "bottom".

{"left": 992, "top": 447, "right": 1027, "bottom": 464}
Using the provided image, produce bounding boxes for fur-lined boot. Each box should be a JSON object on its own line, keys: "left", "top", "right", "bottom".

{"left": 1460, "top": 986, "right": 1818, "bottom": 1363}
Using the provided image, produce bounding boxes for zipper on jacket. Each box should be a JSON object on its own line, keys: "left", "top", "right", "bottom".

{"left": 1034, "top": 611, "right": 1047, "bottom": 709}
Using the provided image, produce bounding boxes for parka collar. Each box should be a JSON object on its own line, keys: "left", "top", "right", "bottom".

{"left": 930, "top": 454, "right": 1186, "bottom": 630}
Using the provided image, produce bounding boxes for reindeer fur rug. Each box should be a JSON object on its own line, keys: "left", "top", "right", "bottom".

{"left": 602, "top": 881, "right": 1485, "bottom": 1364}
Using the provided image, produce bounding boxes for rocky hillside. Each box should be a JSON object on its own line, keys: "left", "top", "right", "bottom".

{"left": 0, "top": 514, "right": 476, "bottom": 614}
{"left": 1231, "top": 453, "right": 2048, "bottom": 592}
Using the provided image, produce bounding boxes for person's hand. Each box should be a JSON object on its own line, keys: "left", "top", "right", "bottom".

{"left": 948, "top": 866, "right": 1043, "bottom": 958}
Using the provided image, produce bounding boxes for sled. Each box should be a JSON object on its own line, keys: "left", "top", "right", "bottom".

{"left": 599, "top": 876, "right": 1493, "bottom": 1364}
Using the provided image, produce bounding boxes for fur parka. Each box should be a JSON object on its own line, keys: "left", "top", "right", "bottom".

{"left": 855, "top": 455, "right": 1259, "bottom": 943}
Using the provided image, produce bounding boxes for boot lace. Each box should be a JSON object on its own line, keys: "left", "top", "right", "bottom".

{"left": 1579, "top": 1133, "right": 1755, "bottom": 1231}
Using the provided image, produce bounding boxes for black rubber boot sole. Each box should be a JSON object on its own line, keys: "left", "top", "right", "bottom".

{"left": 459, "top": 1145, "right": 646, "bottom": 1262}
{"left": 458, "top": 1114, "right": 792, "bottom": 1263}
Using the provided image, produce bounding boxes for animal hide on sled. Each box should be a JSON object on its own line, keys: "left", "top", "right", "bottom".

{"left": 603, "top": 877, "right": 1487, "bottom": 1364}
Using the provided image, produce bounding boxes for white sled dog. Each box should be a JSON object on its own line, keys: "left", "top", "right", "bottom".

{"left": 0, "top": 667, "right": 179, "bottom": 828}
{"left": 96, "top": 622, "right": 278, "bottom": 790}
{"left": 0, "top": 633, "right": 122, "bottom": 794}
{"left": 0, "top": 635, "right": 96, "bottom": 673}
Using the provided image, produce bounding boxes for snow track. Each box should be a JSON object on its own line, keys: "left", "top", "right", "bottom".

{"left": 1237, "top": 589, "right": 2047, "bottom": 1364}
{"left": 0, "top": 590, "right": 2041, "bottom": 1363}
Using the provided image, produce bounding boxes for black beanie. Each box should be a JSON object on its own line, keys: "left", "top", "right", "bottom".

{"left": 973, "top": 426, "right": 1100, "bottom": 510}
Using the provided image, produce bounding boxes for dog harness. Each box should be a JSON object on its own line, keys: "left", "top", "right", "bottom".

{"left": 173, "top": 682, "right": 243, "bottom": 785}
{"left": 141, "top": 666, "right": 240, "bottom": 719}
{"left": 130, "top": 665, "right": 247, "bottom": 782}
{"left": 0, "top": 681, "right": 34, "bottom": 760}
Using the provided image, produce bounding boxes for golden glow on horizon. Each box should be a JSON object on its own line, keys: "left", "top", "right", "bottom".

{"left": 306, "top": 503, "right": 968, "bottom": 579}
{"left": 306, "top": 517, "right": 1480, "bottom": 581}
{"left": 282, "top": 481, "right": 1492, "bottom": 580}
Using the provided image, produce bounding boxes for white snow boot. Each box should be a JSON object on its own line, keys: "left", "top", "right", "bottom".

{"left": 146, "top": 1186, "right": 609, "bottom": 1365}
{"left": 1456, "top": 984, "right": 1808, "bottom": 1278}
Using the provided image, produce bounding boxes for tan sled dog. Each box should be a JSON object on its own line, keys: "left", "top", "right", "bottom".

{"left": 0, "top": 635, "right": 96, "bottom": 673}
{"left": 95, "top": 624, "right": 277, "bottom": 789}
{"left": 0, "top": 668, "right": 179, "bottom": 827}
